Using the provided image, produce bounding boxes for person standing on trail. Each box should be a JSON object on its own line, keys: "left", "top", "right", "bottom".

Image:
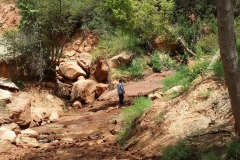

{"left": 117, "top": 79, "right": 125, "bottom": 105}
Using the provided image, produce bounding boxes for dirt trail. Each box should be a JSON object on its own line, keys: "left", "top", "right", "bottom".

{"left": 0, "top": 72, "right": 171, "bottom": 160}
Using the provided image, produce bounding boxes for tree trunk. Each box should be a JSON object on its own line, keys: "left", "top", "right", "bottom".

{"left": 217, "top": 0, "right": 240, "bottom": 134}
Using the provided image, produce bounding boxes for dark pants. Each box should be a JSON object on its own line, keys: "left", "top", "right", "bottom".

{"left": 119, "top": 94, "right": 124, "bottom": 105}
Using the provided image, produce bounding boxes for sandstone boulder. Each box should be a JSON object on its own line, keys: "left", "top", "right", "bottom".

{"left": 93, "top": 56, "right": 109, "bottom": 83}
{"left": 108, "top": 51, "right": 133, "bottom": 68}
{"left": 0, "top": 88, "right": 12, "bottom": 102}
{"left": 16, "top": 135, "right": 40, "bottom": 148}
{"left": 58, "top": 61, "right": 86, "bottom": 80}
{"left": 165, "top": 85, "right": 184, "bottom": 95}
{"left": 0, "top": 77, "right": 19, "bottom": 91}
{"left": 71, "top": 80, "right": 97, "bottom": 103}
{"left": 49, "top": 112, "right": 59, "bottom": 122}
{"left": 95, "top": 83, "right": 108, "bottom": 98}
{"left": 77, "top": 52, "right": 93, "bottom": 73}
{"left": 0, "top": 129, "right": 16, "bottom": 142}
{"left": 8, "top": 98, "right": 31, "bottom": 127}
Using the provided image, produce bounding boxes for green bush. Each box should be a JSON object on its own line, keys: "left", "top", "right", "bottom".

{"left": 188, "top": 59, "right": 209, "bottom": 81}
{"left": 94, "top": 30, "right": 142, "bottom": 57}
{"left": 118, "top": 97, "right": 152, "bottom": 146}
{"left": 226, "top": 138, "right": 240, "bottom": 160}
{"left": 162, "top": 66, "right": 191, "bottom": 92}
{"left": 162, "top": 59, "right": 209, "bottom": 93}
{"left": 202, "top": 150, "right": 217, "bottom": 160}
{"left": 237, "top": 39, "right": 240, "bottom": 57}
{"left": 118, "top": 57, "right": 147, "bottom": 78}
{"left": 196, "top": 33, "right": 219, "bottom": 56}
{"left": 162, "top": 139, "right": 195, "bottom": 160}
{"left": 162, "top": 54, "right": 177, "bottom": 69}
{"left": 16, "top": 80, "right": 25, "bottom": 90}
{"left": 213, "top": 61, "right": 224, "bottom": 77}
{"left": 151, "top": 52, "right": 162, "bottom": 72}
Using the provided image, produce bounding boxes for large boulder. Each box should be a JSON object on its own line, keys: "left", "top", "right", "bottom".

{"left": 7, "top": 98, "right": 31, "bottom": 127}
{"left": 95, "top": 83, "right": 108, "bottom": 98}
{"left": 58, "top": 61, "right": 86, "bottom": 80}
{"left": 77, "top": 52, "right": 93, "bottom": 73}
{"left": 0, "top": 77, "right": 19, "bottom": 91}
{"left": 93, "top": 56, "right": 109, "bottom": 83}
{"left": 108, "top": 51, "right": 133, "bottom": 69}
{"left": 71, "top": 80, "right": 97, "bottom": 103}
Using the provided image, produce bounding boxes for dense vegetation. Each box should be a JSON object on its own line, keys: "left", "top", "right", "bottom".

{"left": 1, "top": 0, "right": 229, "bottom": 80}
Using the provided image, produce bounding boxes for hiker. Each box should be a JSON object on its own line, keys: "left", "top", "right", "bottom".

{"left": 117, "top": 79, "right": 125, "bottom": 105}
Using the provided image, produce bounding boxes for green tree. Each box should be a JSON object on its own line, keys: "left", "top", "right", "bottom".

{"left": 3, "top": 0, "right": 89, "bottom": 80}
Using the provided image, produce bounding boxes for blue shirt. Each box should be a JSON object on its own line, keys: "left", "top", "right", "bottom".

{"left": 117, "top": 83, "right": 125, "bottom": 94}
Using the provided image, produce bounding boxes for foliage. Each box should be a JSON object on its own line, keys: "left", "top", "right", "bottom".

{"left": 201, "top": 150, "right": 217, "bottom": 160}
{"left": 162, "top": 66, "right": 190, "bottom": 92}
{"left": 226, "top": 138, "right": 240, "bottom": 160}
{"left": 155, "top": 111, "right": 166, "bottom": 125}
{"left": 150, "top": 52, "right": 162, "bottom": 72}
{"left": 171, "top": 0, "right": 217, "bottom": 52}
{"left": 163, "top": 59, "right": 209, "bottom": 92}
{"left": 161, "top": 139, "right": 196, "bottom": 160}
{"left": 93, "top": 29, "right": 142, "bottom": 58}
{"left": 4, "top": 0, "right": 99, "bottom": 80}
{"left": 213, "top": 61, "right": 224, "bottom": 77}
{"left": 118, "top": 97, "right": 152, "bottom": 146}
{"left": 16, "top": 80, "right": 25, "bottom": 90}
{"left": 162, "top": 54, "right": 177, "bottom": 69}
{"left": 118, "top": 57, "right": 147, "bottom": 78}
{"left": 188, "top": 59, "right": 209, "bottom": 81}
{"left": 196, "top": 33, "right": 219, "bottom": 56}
{"left": 237, "top": 38, "right": 240, "bottom": 57}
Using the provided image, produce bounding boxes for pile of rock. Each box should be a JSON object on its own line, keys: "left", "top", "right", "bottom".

{"left": 55, "top": 32, "right": 134, "bottom": 108}
{"left": 0, "top": 78, "right": 63, "bottom": 145}
{"left": 55, "top": 53, "right": 110, "bottom": 107}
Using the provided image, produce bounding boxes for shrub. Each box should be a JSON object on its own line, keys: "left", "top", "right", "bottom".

{"left": 226, "top": 138, "right": 240, "bottom": 159}
{"left": 202, "top": 150, "right": 217, "bottom": 160}
{"left": 118, "top": 57, "right": 147, "bottom": 78}
{"left": 93, "top": 29, "right": 142, "bottom": 58}
{"left": 154, "top": 111, "right": 166, "bottom": 125}
{"left": 16, "top": 80, "right": 25, "bottom": 90}
{"left": 196, "top": 33, "right": 219, "bottom": 56}
{"left": 151, "top": 52, "right": 162, "bottom": 72}
{"left": 188, "top": 59, "right": 209, "bottom": 81}
{"left": 162, "top": 66, "right": 191, "bottom": 92}
{"left": 162, "top": 139, "right": 196, "bottom": 160}
{"left": 118, "top": 97, "right": 152, "bottom": 146}
{"left": 162, "top": 59, "right": 209, "bottom": 93}
{"left": 213, "top": 61, "right": 224, "bottom": 77}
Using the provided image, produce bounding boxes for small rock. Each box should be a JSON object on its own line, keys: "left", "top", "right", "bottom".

{"left": 49, "top": 112, "right": 59, "bottom": 122}
{"left": 72, "top": 101, "right": 82, "bottom": 109}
